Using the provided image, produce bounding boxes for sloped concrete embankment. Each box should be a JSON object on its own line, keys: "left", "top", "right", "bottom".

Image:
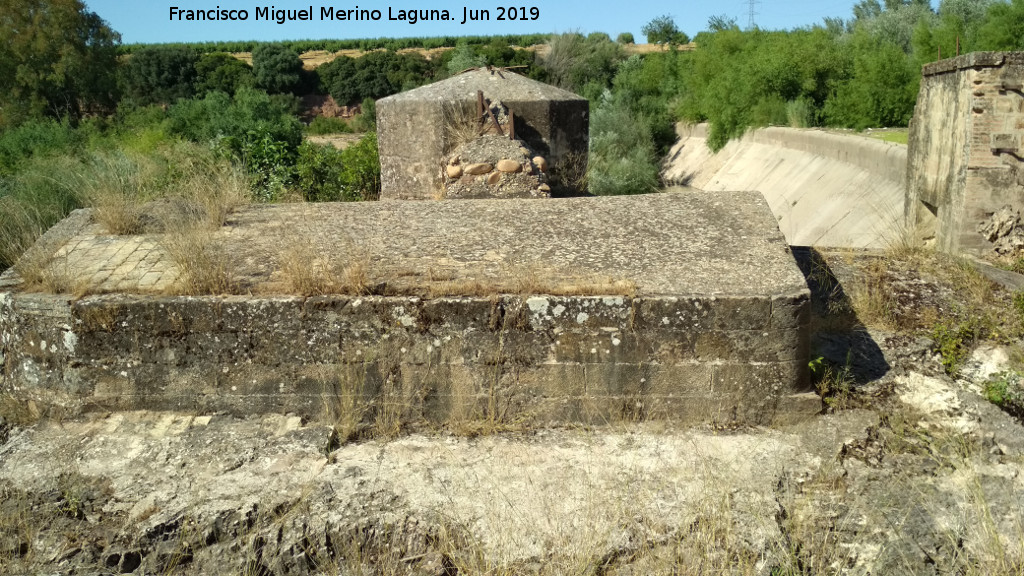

{"left": 663, "top": 124, "right": 907, "bottom": 249}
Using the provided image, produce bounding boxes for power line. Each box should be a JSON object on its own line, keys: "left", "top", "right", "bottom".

{"left": 747, "top": 0, "right": 760, "bottom": 29}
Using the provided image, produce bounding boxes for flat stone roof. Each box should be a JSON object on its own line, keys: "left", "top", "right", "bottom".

{"left": 220, "top": 191, "right": 806, "bottom": 297}
{"left": 379, "top": 68, "right": 586, "bottom": 103}
{"left": 2, "top": 192, "right": 806, "bottom": 298}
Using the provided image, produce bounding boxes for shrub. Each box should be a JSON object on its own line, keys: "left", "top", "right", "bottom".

{"left": 120, "top": 45, "right": 199, "bottom": 105}
{"left": 305, "top": 117, "right": 352, "bottom": 135}
{"left": 932, "top": 319, "right": 986, "bottom": 375}
{"left": 295, "top": 142, "right": 351, "bottom": 202}
{"left": 0, "top": 119, "right": 83, "bottom": 175}
{"left": 252, "top": 44, "right": 303, "bottom": 94}
{"left": 447, "top": 41, "right": 486, "bottom": 74}
{"left": 587, "top": 93, "right": 661, "bottom": 196}
{"left": 616, "top": 32, "right": 635, "bottom": 44}
{"left": 295, "top": 133, "right": 380, "bottom": 202}
{"left": 196, "top": 52, "right": 254, "bottom": 96}
{"left": 168, "top": 88, "right": 303, "bottom": 153}
{"left": 983, "top": 370, "right": 1024, "bottom": 418}
{"left": 543, "top": 33, "right": 625, "bottom": 94}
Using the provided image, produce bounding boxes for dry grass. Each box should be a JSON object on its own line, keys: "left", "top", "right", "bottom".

{"left": 13, "top": 252, "right": 92, "bottom": 296}
{"left": 557, "top": 150, "right": 590, "bottom": 195}
{"left": 0, "top": 394, "right": 42, "bottom": 427}
{"left": 0, "top": 199, "right": 50, "bottom": 274}
{"left": 0, "top": 484, "right": 42, "bottom": 572}
{"left": 76, "top": 152, "right": 165, "bottom": 235}
{"left": 441, "top": 101, "right": 482, "bottom": 155}
{"left": 163, "top": 231, "right": 237, "bottom": 296}
{"left": 846, "top": 257, "right": 895, "bottom": 329}
{"left": 158, "top": 163, "right": 249, "bottom": 296}
{"left": 276, "top": 232, "right": 373, "bottom": 296}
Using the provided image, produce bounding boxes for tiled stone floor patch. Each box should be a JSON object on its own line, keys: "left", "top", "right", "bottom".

{"left": 49, "top": 234, "right": 178, "bottom": 293}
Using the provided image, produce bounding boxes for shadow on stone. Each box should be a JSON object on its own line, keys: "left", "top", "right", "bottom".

{"left": 791, "top": 246, "right": 890, "bottom": 385}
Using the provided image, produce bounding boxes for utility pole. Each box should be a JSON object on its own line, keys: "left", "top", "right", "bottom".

{"left": 747, "top": 0, "right": 760, "bottom": 29}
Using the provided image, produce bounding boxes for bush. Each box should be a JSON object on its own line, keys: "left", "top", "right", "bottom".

{"left": 587, "top": 93, "right": 661, "bottom": 196}
{"left": 983, "top": 370, "right": 1024, "bottom": 418}
{"left": 447, "top": 41, "right": 486, "bottom": 74}
{"left": 295, "top": 132, "right": 380, "bottom": 202}
{"left": 616, "top": 32, "right": 635, "bottom": 44}
{"left": 196, "top": 52, "right": 254, "bottom": 96}
{"left": 543, "top": 33, "right": 624, "bottom": 94}
{"left": 120, "top": 45, "right": 199, "bottom": 105}
{"left": 318, "top": 51, "right": 438, "bottom": 105}
{"left": 0, "top": 119, "right": 83, "bottom": 175}
{"left": 305, "top": 117, "right": 352, "bottom": 135}
{"left": 252, "top": 44, "right": 303, "bottom": 94}
{"left": 168, "top": 88, "right": 303, "bottom": 153}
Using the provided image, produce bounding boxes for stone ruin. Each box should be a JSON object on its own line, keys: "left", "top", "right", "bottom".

{"left": 376, "top": 68, "right": 588, "bottom": 199}
{"left": 0, "top": 68, "right": 822, "bottom": 428}
{"left": 907, "top": 52, "right": 1024, "bottom": 255}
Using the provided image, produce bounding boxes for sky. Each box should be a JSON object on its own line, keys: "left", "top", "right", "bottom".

{"left": 83, "top": 0, "right": 881, "bottom": 45}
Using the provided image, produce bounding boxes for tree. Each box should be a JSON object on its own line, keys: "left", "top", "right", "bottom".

{"left": 708, "top": 15, "right": 739, "bottom": 33}
{"left": 0, "top": 0, "right": 120, "bottom": 126}
{"left": 976, "top": 0, "right": 1024, "bottom": 50}
{"left": 446, "top": 41, "right": 485, "bottom": 74}
{"left": 196, "top": 53, "right": 254, "bottom": 96}
{"left": 642, "top": 15, "right": 690, "bottom": 45}
{"left": 616, "top": 32, "right": 635, "bottom": 44}
{"left": 120, "top": 46, "right": 198, "bottom": 106}
{"left": 252, "top": 44, "right": 303, "bottom": 94}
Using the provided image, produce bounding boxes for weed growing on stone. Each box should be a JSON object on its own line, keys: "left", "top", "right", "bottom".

{"left": 811, "top": 354, "right": 856, "bottom": 411}
{"left": 14, "top": 252, "right": 91, "bottom": 296}
{"left": 983, "top": 371, "right": 1024, "bottom": 419}
{"left": 164, "top": 230, "right": 237, "bottom": 296}
{"left": 933, "top": 318, "right": 986, "bottom": 375}
{"left": 846, "top": 257, "right": 895, "bottom": 329}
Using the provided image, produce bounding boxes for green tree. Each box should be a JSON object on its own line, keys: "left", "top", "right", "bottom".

{"left": 120, "top": 46, "right": 199, "bottom": 106}
{"left": 976, "top": 0, "right": 1024, "bottom": 50}
{"left": 642, "top": 15, "right": 690, "bottom": 45}
{"left": 252, "top": 44, "right": 303, "bottom": 94}
{"left": 825, "top": 30, "right": 917, "bottom": 128}
{"left": 0, "top": 0, "right": 120, "bottom": 126}
{"left": 543, "top": 33, "right": 625, "bottom": 96}
{"left": 196, "top": 52, "right": 254, "bottom": 96}
{"left": 616, "top": 32, "right": 635, "bottom": 44}
{"left": 446, "top": 41, "right": 486, "bottom": 74}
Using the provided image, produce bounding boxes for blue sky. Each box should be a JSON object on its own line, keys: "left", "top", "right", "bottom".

{"left": 85, "top": 0, "right": 888, "bottom": 45}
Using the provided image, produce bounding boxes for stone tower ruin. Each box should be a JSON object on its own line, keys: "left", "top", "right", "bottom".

{"left": 906, "top": 52, "right": 1024, "bottom": 254}
{"left": 376, "top": 68, "right": 589, "bottom": 200}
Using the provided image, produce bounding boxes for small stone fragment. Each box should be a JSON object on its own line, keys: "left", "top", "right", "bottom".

{"left": 538, "top": 183, "right": 551, "bottom": 192}
{"left": 533, "top": 156, "right": 548, "bottom": 172}
{"left": 464, "top": 163, "right": 493, "bottom": 175}
{"left": 446, "top": 165, "right": 463, "bottom": 179}
{"left": 519, "top": 147, "right": 530, "bottom": 155}
{"left": 487, "top": 172, "right": 502, "bottom": 185}
{"left": 497, "top": 159, "right": 522, "bottom": 173}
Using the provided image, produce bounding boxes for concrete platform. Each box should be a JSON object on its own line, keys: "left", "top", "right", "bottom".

{"left": 0, "top": 192, "right": 818, "bottom": 426}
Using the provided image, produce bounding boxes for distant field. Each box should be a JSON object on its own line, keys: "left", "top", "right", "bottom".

{"left": 232, "top": 42, "right": 694, "bottom": 69}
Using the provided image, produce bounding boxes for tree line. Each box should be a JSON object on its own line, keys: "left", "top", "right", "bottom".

{"left": 3, "top": 0, "right": 1024, "bottom": 271}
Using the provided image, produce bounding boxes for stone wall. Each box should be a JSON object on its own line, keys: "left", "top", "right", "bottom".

{"left": 1, "top": 290, "right": 817, "bottom": 426}
{"left": 906, "top": 52, "right": 1024, "bottom": 254}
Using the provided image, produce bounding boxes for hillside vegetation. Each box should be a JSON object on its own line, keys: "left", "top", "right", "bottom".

{"left": 2, "top": 0, "right": 1024, "bottom": 272}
